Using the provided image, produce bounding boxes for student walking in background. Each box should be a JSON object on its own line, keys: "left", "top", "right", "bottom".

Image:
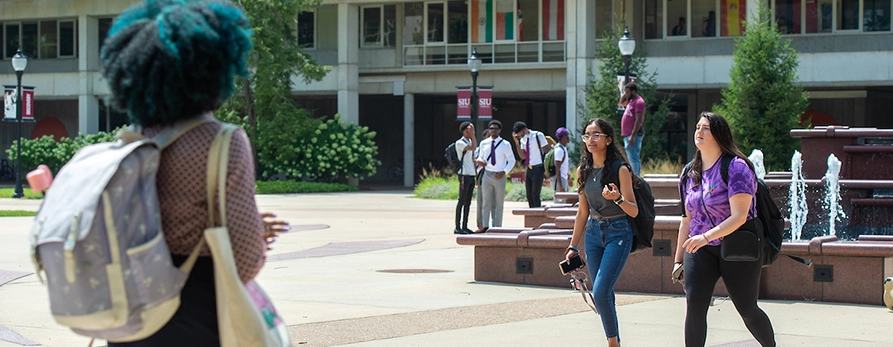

{"left": 674, "top": 112, "right": 776, "bottom": 347}
{"left": 551, "top": 127, "right": 571, "bottom": 197}
{"left": 565, "top": 119, "right": 639, "bottom": 347}
{"left": 620, "top": 83, "right": 646, "bottom": 176}
{"left": 475, "top": 120, "right": 515, "bottom": 229}
{"left": 512, "top": 122, "right": 550, "bottom": 207}
{"left": 454, "top": 121, "right": 477, "bottom": 234}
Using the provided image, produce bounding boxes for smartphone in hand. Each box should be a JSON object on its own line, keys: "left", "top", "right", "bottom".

{"left": 559, "top": 254, "right": 586, "bottom": 275}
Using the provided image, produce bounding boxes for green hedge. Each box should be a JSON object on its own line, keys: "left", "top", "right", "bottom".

{"left": 0, "top": 210, "right": 37, "bottom": 217}
{"left": 255, "top": 181, "right": 359, "bottom": 194}
{"left": 0, "top": 187, "right": 43, "bottom": 199}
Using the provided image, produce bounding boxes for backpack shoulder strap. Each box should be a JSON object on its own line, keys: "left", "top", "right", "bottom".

{"left": 608, "top": 158, "right": 624, "bottom": 185}
{"left": 720, "top": 154, "right": 734, "bottom": 184}
{"left": 154, "top": 117, "right": 216, "bottom": 150}
{"left": 679, "top": 161, "right": 694, "bottom": 217}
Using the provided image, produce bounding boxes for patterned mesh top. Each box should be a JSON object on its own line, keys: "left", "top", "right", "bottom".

{"left": 144, "top": 115, "right": 266, "bottom": 283}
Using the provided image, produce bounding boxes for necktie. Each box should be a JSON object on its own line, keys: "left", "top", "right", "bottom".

{"left": 490, "top": 141, "right": 497, "bottom": 165}
{"left": 525, "top": 136, "right": 530, "bottom": 167}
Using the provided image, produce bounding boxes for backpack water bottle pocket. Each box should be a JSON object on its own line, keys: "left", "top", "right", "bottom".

{"left": 125, "top": 232, "right": 187, "bottom": 307}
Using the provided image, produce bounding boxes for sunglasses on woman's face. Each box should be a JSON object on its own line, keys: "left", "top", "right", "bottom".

{"left": 581, "top": 133, "right": 607, "bottom": 142}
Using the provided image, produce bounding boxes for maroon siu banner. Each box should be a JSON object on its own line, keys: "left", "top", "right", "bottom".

{"left": 478, "top": 87, "right": 492, "bottom": 120}
{"left": 456, "top": 87, "right": 471, "bottom": 121}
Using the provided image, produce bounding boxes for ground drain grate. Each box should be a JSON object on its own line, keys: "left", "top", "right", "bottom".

{"left": 376, "top": 269, "right": 454, "bottom": 274}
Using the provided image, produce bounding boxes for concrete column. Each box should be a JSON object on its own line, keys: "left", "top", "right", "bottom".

{"left": 403, "top": 93, "right": 414, "bottom": 187}
{"left": 565, "top": 0, "right": 596, "bottom": 137}
{"left": 337, "top": 3, "right": 359, "bottom": 125}
{"left": 746, "top": 0, "right": 760, "bottom": 23}
{"left": 78, "top": 15, "right": 99, "bottom": 134}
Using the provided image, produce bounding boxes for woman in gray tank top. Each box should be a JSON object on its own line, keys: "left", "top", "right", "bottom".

{"left": 564, "top": 118, "right": 639, "bottom": 347}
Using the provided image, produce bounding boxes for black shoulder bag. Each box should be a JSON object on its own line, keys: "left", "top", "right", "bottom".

{"left": 700, "top": 175, "right": 762, "bottom": 262}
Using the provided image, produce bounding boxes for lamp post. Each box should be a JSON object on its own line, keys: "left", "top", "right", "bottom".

{"left": 10, "top": 48, "right": 27, "bottom": 198}
{"left": 467, "top": 49, "right": 482, "bottom": 128}
{"left": 618, "top": 26, "right": 636, "bottom": 88}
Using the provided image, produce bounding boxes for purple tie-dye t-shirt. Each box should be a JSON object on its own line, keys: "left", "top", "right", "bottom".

{"left": 680, "top": 155, "right": 757, "bottom": 246}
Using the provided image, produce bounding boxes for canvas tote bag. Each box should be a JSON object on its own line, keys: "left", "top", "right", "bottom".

{"left": 201, "top": 124, "right": 291, "bottom": 347}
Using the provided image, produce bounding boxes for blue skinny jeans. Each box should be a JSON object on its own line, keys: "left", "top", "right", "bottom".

{"left": 584, "top": 215, "right": 632, "bottom": 340}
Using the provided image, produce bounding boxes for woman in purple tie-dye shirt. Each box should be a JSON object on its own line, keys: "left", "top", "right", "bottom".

{"left": 673, "top": 112, "right": 776, "bottom": 347}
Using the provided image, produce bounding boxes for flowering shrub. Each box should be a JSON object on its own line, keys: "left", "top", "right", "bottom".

{"left": 5, "top": 130, "right": 119, "bottom": 175}
{"left": 258, "top": 114, "right": 380, "bottom": 181}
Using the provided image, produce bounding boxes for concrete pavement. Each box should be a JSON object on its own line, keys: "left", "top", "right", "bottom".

{"left": 1, "top": 191, "right": 891, "bottom": 346}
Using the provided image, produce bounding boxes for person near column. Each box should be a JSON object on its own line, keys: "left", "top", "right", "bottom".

{"left": 512, "top": 121, "right": 550, "bottom": 207}
{"left": 454, "top": 121, "right": 477, "bottom": 234}
{"left": 475, "top": 128, "right": 489, "bottom": 233}
{"left": 550, "top": 127, "right": 571, "bottom": 202}
{"left": 620, "top": 82, "right": 646, "bottom": 176}
{"left": 673, "top": 112, "right": 776, "bottom": 347}
{"left": 565, "top": 118, "right": 638, "bottom": 347}
{"left": 475, "top": 120, "right": 515, "bottom": 230}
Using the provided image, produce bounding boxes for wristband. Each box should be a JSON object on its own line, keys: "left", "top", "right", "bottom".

{"left": 566, "top": 245, "right": 579, "bottom": 253}
{"left": 702, "top": 234, "right": 710, "bottom": 243}
{"left": 675, "top": 261, "right": 683, "bottom": 265}
{"left": 613, "top": 195, "right": 624, "bottom": 205}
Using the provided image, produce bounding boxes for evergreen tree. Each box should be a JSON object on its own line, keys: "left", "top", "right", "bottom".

{"left": 714, "top": 8, "right": 808, "bottom": 171}
{"left": 578, "top": 29, "right": 673, "bottom": 167}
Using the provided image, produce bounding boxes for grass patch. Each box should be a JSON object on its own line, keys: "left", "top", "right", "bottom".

{"left": 0, "top": 188, "right": 43, "bottom": 199}
{"left": 414, "top": 175, "right": 554, "bottom": 201}
{"left": 255, "top": 181, "right": 359, "bottom": 194}
{"left": 0, "top": 210, "right": 37, "bottom": 217}
{"left": 641, "top": 156, "right": 685, "bottom": 175}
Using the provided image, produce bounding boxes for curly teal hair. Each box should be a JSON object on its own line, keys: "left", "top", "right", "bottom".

{"left": 100, "top": 0, "right": 253, "bottom": 127}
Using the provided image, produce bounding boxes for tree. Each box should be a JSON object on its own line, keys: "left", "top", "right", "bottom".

{"left": 579, "top": 29, "right": 673, "bottom": 166}
{"left": 714, "top": 8, "right": 808, "bottom": 171}
{"left": 217, "top": 0, "right": 331, "bottom": 177}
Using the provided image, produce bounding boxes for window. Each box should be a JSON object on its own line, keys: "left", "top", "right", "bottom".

{"left": 5, "top": 24, "right": 20, "bottom": 58}
{"left": 447, "top": 0, "right": 468, "bottom": 43}
{"left": 362, "top": 6, "right": 382, "bottom": 46}
{"left": 721, "top": 0, "right": 746, "bottom": 36}
{"left": 541, "top": 0, "right": 565, "bottom": 41}
{"left": 21, "top": 22, "right": 37, "bottom": 58}
{"left": 98, "top": 18, "right": 113, "bottom": 47}
{"left": 644, "top": 0, "right": 664, "bottom": 39}
{"left": 864, "top": 0, "right": 891, "bottom": 31}
{"left": 427, "top": 2, "right": 445, "bottom": 43}
{"left": 775, "top": 0, "right": 802, "bottom": 34}
{"left": 404, "top": 2, "right": 425, "bottom": 45}
{"left": 838, "top": 0, "right": 860, "bottom": 30}
{"left": 40, "top": 21, "right": 57, "bottom": 58}
{"left": 666, "top": 0, "right": 687, "bottom": 38}
{"left": 518, "top": 0, "right": 539, "bottom": 42}
{"left": 59, "top": 21, "right": 76, "bottom": 57}
{"left": 596, "top": 0, "right": 612, "bottom": 38}
{"left": 298, "top": 11, "right": 315, "bottom": 48}
{"left": 361, "top": 5, "right": 396, "bottom": 48}
{"left": 692, "top": 0, "right": 718, "bottom": 37}
{"left": 805, "top": 0, "right": 834, "bottom": 33}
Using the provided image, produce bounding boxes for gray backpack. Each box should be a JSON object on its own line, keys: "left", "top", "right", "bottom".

{"left": 29, "top": 118, "right": 214, "bottom": 342}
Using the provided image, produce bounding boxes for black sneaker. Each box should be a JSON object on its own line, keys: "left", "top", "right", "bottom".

{"left": 480, "top": 227, "right": 489, "bottom": 233}
{"left": 454, "top": 228, "right": 467, "bottom": 234}
{"left": 462, "top": 227, "right": 474, "bottom": 234}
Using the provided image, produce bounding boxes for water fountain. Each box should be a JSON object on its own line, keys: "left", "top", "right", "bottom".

{"left": 748, "top": 149, "right": 766, "bottom": 180}
{"left": 823, "top": 154, "right": 846, "bottom": 237}
{"left": 789, "top": 151, "right": 808, "bottom": 240}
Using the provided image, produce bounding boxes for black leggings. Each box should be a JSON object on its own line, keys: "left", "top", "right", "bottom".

{"left": 109, "top": 255, "right": 219, "bottom": 347}
{"left": 683, "top": 245, "right": 775, "bottom": 347}
{"left": 455, "top": 175, "right": 476, "bottom": 229}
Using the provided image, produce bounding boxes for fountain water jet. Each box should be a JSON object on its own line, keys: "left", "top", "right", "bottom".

{"left": 824, "top": 154, "right": 846, "bottom": 237}
{"left": 789, "top": 151, "right": 808, "bottom": 240}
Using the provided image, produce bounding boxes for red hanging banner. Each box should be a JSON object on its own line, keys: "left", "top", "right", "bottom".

{"left": 456, "top": 87, "right": 471, "bottom": 121}
{"left": 478, "top": 87, "right": 492, "bottom": 120}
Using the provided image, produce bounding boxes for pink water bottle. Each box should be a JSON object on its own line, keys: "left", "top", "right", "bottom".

{"left": 26, "top": 164, "right": 53, "bottom": 193}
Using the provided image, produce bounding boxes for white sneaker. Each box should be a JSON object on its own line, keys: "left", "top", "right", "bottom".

{"left": 884, "top": 277, "right": 893, "bottom": 310}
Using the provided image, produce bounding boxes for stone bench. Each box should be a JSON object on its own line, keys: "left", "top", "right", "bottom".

{"left": 762, "top": 235, "right": 893, "bottom": 305}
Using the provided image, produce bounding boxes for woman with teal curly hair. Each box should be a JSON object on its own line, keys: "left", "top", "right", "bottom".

{"left": 102, "top": 1, "right": 279, "bottom": 346}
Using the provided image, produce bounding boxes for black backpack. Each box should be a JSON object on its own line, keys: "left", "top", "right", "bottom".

{"left": 680, "top": 156, "right": 810, "bottom": 267}
{"left": 445, "top": 140, "right": 467, "bottom": 174}
{"left": 607, "top": 159, "right": 655, "bottom": 254}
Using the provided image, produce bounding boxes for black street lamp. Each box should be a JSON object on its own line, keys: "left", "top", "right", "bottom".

{"left": 467, "top": 49, "right": 482, "bottom": 128}
{"left": 11, "top": 48, "right": 28, "bottom": 198}
{"left": 618, "top": 26, "right": 636, "bottom": 88}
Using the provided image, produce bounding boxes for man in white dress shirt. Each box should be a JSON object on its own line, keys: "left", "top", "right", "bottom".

{"left": 475, "top": 120, "right": 516, "bottom": 230}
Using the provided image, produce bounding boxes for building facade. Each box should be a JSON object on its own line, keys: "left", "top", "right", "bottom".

{"left": 1, "top": 0, "right": 891, "bottom": 185}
